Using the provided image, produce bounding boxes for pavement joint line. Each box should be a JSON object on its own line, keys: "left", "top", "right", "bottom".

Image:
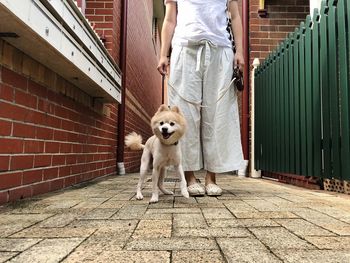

{"left": 121, "top": 212, "right": 143, "bottom": 250}
{"left": 58, "top": 228, "right": 98, "bottom": 262}
{"left": 245, "top": 226, "right": 284, "bottom": 262}
{"left": 223, "top": 203, "right": 238, "bottom": 219}
{"left": 214, "top": 237, "right": 229, "bottom": 263}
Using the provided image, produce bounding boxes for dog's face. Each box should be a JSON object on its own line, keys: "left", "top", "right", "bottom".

{"left": 151, "top": 105, "right": 186, "bottom": 145}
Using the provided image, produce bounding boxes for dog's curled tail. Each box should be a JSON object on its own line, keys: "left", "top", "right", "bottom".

{"left": 125, "top": 132, "right": 145, "bottom": 150}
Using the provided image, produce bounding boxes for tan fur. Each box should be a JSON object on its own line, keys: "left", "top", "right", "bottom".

{"left": 125, "top": 104, "right": 189, "bottom": 203}
{"left": 125, "top": 132, "right": 144, "bottom": 150}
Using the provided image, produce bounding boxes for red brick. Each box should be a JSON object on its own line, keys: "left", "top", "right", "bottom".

{"left": 0, "top": 101, "right": 27, "bottom": 122}
{"left": 76, "top": 154, "right": 86, "bottom": 163}
{"left": 24, "top": 111, "right": 45, "bottom": 126}
{"left": 8, "top": 186, "right": 32, "bottom": 202}
{"left": 32, "top": 181, "right": 50, "bottom": 196}
{"left": 95, "top": 22, "right": 113, "bottom": 28}
{"left": 10, "top": 155, "right": 34, "bottom": 170}
{"left": 0, "top": 156, "right": 10, "bottom": 171}
{"left": 60, "top": 143, "right": 72, "bottom": 153}
{"left": 45, "top": 142, "right": 60, "bottom": 153}
{"left": 24, "top": 140, "right": 45, "bottom": 153}
{"left": 269, "top": 32, "right": 289, "bottom": 39}
{"left": 38, "top": 100, "right": 55, "bottom": 115}
{"left": 87, "top": 2, "right": 104, "bottom": 8}
{"left": 15, "top": 89, "right": 37, "bottom": 109}
{"left": 0, "top": 172, "right": 22, "bottom": 190}
{"left": 86, "top": 15, "right": 104, "bottom": 21}
{"left": 28, "top": 80, "right": 47, "bottom": 98}
{"left": 105, "top": 3, "right": 113, "bottom": 8}
{"left": 85, "top": 8, "right": 95, "bottom": 15}
{"left": 45, "top": 115, "right": 61, "bottom": 129}
{"left": 43, "top": 167, "right": 58, "bottom": 180}
{"left": 13, "top": 123, "right": 36, "bottom": 138}
{"left": 2, "top": 67, "right": 27, "bottom": 90}
{"left": 0, "top": 119, "right": 12, "bottom": 136}
{"left": 23, "top": 170, "right": 42, "bottom": 184}
{"left": 0, "top": 191, "right": 8, "bottom": 205}
{"left": 0, "top": 83, "right": 14, "bottom": 101}
{"left": 55, "top": 106, "right": 70, "bottom": 119}
{"left": 59, "top": 166, "right": 71, "bottom": 177}
{"left": 50, "top": 178, "right": 64, "bottom": 191}
{"left": 64, "top": 176, "right": 77, "bottom": 187}
{"left": 66, "top": 155, "right": 77, "bottom": 164}
{"left": 0, "top": 138, "right": 23, "bottom": 153}
{"left": 36, "top": 127, "right": 54, "bottom": 140}
{"left": 34, "top": 154, "right": 52, "bottom": 167}
{"left": 95, "top": 9, "right": 112, "bottom": 15}
{"left": 72, "top": 144, "right": 83, "bottom": 153}
{"left": 61, "top": 120, "right": 75, "bottom": 131}
{"left": 52, "top": 155, "right": 65, "bottom": 166}
{"left": 54, "top": 130, "right": 68, "bottom": 141}
{"left": 71, "top": 164, "right": 84, "bottom": 174}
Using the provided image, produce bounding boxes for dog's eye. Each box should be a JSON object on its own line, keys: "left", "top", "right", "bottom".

{"left": 170, "top": 122, "right": 175, "bottom": 126}
{"left": 160, "top": 121, "right": 164, "bottom": 125}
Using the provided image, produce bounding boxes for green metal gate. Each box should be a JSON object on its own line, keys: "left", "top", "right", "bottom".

{"left": 254, "top": 0, "right": 350, "bottom": 181}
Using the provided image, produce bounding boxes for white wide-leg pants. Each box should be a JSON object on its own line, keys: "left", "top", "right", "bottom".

{"left": 168, "top": 41, "right": 245, "bottom": 173}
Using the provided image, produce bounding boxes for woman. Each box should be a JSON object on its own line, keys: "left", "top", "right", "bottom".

{"left": 157, "top": 0, "right": 245, "bottom": 196}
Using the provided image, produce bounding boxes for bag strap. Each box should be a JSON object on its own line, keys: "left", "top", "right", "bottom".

{"left": 226, "top": 0, "right": 231, "bottom": 19}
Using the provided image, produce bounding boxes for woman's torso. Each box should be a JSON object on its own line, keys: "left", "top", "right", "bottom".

{"left": 172, "top": 0, "right": 231, "bottom": 47}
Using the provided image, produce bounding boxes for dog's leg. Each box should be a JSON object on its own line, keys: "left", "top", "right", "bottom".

{"left": 175, "top": 164, "right": 189, "bottom": 198}
{"left": 158, "top": 167, "right": 174, "bottom": 195}
{"left": 149, "top": 167, "right": 160, "bottom": 203}
{"left": 136, "top": 149, "right": 150, "bottom": 200}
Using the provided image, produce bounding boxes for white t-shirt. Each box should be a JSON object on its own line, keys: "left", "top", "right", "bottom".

{"left": 165, "top": 0, "right": 231, "bottom": 47}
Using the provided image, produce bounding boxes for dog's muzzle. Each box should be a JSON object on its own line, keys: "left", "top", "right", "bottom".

{"left": 161, "top": 127, "right": 174, "bottom": 139}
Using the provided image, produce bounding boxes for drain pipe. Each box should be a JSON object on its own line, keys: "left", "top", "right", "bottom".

{"left": 242, "top": 0, "right": 250, "bottom": 162}
{"left": 116, "top": 0, "right": 128, "bottom": 175}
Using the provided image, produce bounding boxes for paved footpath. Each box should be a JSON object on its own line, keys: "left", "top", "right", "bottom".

{"left": 1, "top": 171, "right": 350, "bottom": 263}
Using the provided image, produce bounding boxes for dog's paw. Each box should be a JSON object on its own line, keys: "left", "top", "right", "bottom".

{"left": 161, "top": 189, "right": 174, "bottom": 195}
{"left": 149, "top": 197, "right": 159, "bottom": 203}
{"left": 181, "top": 189, "right": 189, "bottom": 198}
{"left": 136, "top": 192, "right": 144, "bottom": 200}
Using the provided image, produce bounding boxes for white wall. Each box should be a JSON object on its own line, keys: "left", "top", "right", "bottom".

{"left": 310, "top": 0, "right": 322, "bottom": 17}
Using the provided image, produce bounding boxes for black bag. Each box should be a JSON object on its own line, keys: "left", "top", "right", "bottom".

{"left": 232, "top": 67, "right": 244, "bottom": 92}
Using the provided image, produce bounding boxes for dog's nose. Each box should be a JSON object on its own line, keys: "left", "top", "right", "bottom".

{"left": 162, "top": 127, "right": 168, "bottom": 133}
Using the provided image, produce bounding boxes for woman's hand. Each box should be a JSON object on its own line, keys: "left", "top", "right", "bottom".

{"left": 157, "top": 56, "right": 169, "bottom": 75}
{"left": 234, "top": 51, "right": 244, "bottom": 72}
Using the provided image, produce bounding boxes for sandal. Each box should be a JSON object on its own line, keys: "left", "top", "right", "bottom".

{"left": 187, "top": 183, "right": 205, "bottom": 196}
{"left": 205, "top": 184, "right": 222, "bottom": 196}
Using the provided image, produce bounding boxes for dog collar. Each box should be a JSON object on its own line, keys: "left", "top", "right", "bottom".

{"left": 173, "top": 141, "right": 178, "bottom": 146}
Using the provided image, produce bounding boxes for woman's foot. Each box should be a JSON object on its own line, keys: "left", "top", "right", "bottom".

{"left": 185, "top": 171, "right": 205, "bottom": 196}
{"left": 205, "top": 171, "right": 222, "bottom": 196}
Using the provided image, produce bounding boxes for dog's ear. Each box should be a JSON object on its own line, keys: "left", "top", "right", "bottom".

{"left": 171, "top": 106, "right": 180, "bottom": 113}
{"left": 157, "top": 104, "right": 169, "bottom": 112}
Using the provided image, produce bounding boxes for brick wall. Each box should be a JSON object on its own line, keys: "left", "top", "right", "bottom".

{"left": 0, "top": 41, "right": 117, "bottom": 204}
{"left": 249, "top": 0, "right": 309, "bottom": 64}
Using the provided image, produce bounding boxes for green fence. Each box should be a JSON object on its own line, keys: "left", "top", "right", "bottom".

{"left": 254, "top": 0, "right": 350, "bottom": 181}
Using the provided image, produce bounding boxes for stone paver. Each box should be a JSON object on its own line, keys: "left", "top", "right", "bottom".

{"left": 1, "top": 171, "right": 350, "bottom": 262}
{"left": 0, "top": 252, "right": 18, "bottom": 263}
{"left": 172, "top": 250, "right": 224, "bottom": 263}
{"left": 7, "top": 238, "right": 83, "bottom": 263}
